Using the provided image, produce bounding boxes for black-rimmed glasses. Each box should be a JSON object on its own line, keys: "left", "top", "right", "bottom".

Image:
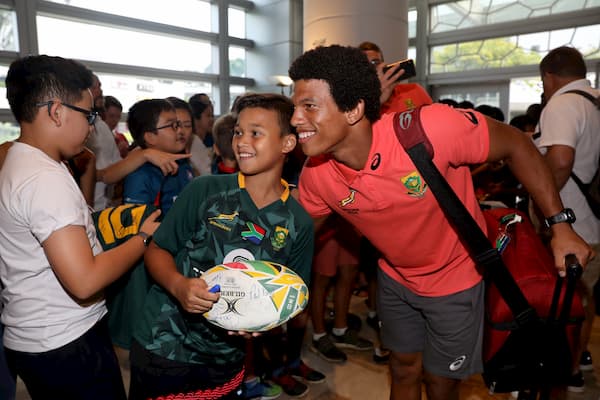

{"left": 36, "top": 101, "right": 98, "bottom": 126}
{"left": 154, "top": 120, "right": 182, "bottom": 132}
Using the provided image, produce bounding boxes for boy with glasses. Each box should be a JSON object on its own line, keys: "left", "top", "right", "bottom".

{"left": 123, "top": 98, "right": 194, "bottom": 216}
{"left": 0, "top": 54, "right": 160, "bottom": 399}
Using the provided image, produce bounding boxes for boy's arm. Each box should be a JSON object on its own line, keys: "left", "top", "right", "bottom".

{"left": 144, "top": 241, "right": 218, "bottom": 313}
{"left": 484, "top": 116, "right": 594, "bottom": 273}
{"left": 98, "top": 148, "right": 191, "bottom": 184}
{"left": 42, "top": 209, "right": 161, "bottom": 301}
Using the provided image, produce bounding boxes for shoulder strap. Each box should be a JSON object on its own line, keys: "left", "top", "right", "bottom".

{"left": 564, "top": 89, "right": 600, "bottom": 109}
{"left": 393, "top": 107, "right": 536, "bottom": 326}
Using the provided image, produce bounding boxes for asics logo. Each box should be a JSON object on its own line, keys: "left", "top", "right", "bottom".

{"left": 449, "top": 355, "right": 467, "bottom": 371}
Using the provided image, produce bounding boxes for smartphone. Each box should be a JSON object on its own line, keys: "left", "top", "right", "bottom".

{"left": 382, "top": 59, "right": 416, "bottom": 81}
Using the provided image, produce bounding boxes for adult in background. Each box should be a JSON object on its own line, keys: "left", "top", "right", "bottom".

{"left": 534, "top": 46, "right": 600, "bottom": 393}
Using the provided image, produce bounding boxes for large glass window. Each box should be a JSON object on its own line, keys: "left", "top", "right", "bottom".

{"left": 430, "top": 24, "right": 600, "bottom": 73}
{"left": 0, "top": 8, "right": 18, "bottom": 51}
{"left": 229, "top": 7, "right": 246, "bottom": 39}
{"left": 37, "top": 16, "right": 213, "bottom": 73}
{"left": 0, "top": 65, "right": 9, "bottom": 109}
{"left": 96, "top": 72, "right": 212, "bottom": 112}
{"left": 229, "top": 46, "right": 246, "bottom": 78}
{"left": 44, "top": 0, "right": 212, "bottom": 32}
{"left": 431, "top": 0, "right": 600, "bottom": 33}
{"left": 408, "top": 9, "right": 417, "bottom": 39}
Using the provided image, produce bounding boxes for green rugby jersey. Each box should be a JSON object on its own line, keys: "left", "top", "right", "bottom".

{"left": 134, "top": 173, "right": 314, "bottom": 366}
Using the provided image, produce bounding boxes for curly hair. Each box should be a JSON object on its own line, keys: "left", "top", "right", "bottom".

{"left": 288, "top": 45, "right": 381, "bottom": 123}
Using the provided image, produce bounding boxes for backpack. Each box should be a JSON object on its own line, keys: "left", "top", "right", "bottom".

{"left": 564, "top": 89, "right": 600, "bottom": 219}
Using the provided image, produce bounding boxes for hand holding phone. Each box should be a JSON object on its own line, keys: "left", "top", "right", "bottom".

{"left": 382, "top": 59, "right": 416, "bottom": 82}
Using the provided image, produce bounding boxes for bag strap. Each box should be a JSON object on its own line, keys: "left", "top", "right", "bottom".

{"left": 392, "top": 107, "right": 537, "bottom": 326}
{"left": 563, "top": 89, "right": 600, "bottom": 206}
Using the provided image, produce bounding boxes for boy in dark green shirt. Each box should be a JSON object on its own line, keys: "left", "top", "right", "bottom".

{"left": 130, "top": 93, "right": 314, "bottom": 400}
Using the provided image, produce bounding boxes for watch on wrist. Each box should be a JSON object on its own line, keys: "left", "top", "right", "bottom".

{"left": 137, "top": 231, "right": 153, "bottom": 247}
{"left": 543, "top": 208, "right": 576, "bottom": 229}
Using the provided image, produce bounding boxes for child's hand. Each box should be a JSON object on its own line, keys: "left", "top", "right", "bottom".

{"left": 144, "top": 149, "right": 192, "bottom": 176}
{"left": 173, "top": 277, "right": 220, "bottom": 313}
{"left": 139, "top": 209, "right": 161, "bottom": 236}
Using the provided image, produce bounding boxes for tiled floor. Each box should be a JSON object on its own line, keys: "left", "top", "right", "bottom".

{"left": 15, "top": 295, "right": 600, "bottom": 399}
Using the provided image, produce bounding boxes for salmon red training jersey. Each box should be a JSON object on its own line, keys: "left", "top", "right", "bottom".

{"left": 299, "top": 104, "right": 490, "bottom": 296}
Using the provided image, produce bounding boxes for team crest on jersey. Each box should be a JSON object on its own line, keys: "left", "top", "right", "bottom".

{"left": 339, "top": 190, "right": 356, "bottom": 207}
{"left": 401, "top": 172, "right": 427, "bottom": 198}
{"left": 271, "top": 226, "right": 289, "bottom": 251}
{"left": 241, "top": 222, "right": 266, "bottom": 244}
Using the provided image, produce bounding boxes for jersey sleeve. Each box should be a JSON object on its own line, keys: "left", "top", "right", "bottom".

{"left": 420, "top": 103, "right": 490, "bottom": 166}
{"left": 297, "top": 158, "right": 333, "bottom": 219}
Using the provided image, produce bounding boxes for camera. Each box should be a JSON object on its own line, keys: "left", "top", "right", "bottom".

{"left": 382, "top": 59, "right": 416, "bottom": 81}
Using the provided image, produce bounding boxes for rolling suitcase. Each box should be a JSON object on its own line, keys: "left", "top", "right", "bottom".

{"left": 392, "top": 107, "right": 584, "bottom": 398}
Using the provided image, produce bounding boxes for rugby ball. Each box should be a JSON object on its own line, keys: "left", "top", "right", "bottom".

{"left": 203, "top": 260, "right": 309, "bottom": 332}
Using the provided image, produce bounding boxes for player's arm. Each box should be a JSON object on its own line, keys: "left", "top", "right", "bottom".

{"left": 144, "top": 241, "right": 218, "bottom": 313}
{"left": 98, "top": 148, "right": 191, "bottom": 184}
{"left": 485, "top": 116, "right": 594, "bottom": 272}
{"left": 42, "top": 209, "right": 161, "bottom": 301}
{"left": 76, "top": 148, "right": 96, "bottom": 207}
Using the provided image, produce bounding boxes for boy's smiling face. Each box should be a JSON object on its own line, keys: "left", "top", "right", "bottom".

{"left": 233, "top": 107, "right": 295, "bottom": 176}
{"left": 145, "top": 110, "right": 187, "bottom": 154}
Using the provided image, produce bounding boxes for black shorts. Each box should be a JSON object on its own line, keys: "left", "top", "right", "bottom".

{"left": 5, "top": 316, "right": 126, "bottom": 400}
{"left": 129, "top": 340, "right": 244, "bottom": 400}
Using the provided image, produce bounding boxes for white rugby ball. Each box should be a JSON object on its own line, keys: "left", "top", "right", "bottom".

{"left": 203, "top": 260, "right": 309, "bottom": 332}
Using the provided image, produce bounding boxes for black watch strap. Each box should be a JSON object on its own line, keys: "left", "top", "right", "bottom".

{"left": 543, "top": 208, "right": 576, "bottom": 229}
{"left": 137, "top": 231, "right": 153, "bottom": 247}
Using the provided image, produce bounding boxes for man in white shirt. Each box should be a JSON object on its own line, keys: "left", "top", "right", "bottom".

{"left": 536, "top": 46, "right": 600, "bottom": 393}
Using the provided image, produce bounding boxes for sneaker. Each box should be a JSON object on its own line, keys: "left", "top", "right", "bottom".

{"left": 366, "top": 314, "right": 380, "bottom": 333}
{"left": 332, "top": 329, "right": 373, "bottom": 351}
{"left": 580, "top": 350, "right": 594, "bottom": 371}
{"left": 310, "top": 335, "right": 347, "bottom": 363}
{"left": 567, "top": 371, "right": 585, "bottom": 393}
{"left": 288, "top": 360, "right": 326, "bottom": 384}
{"left": 324, "top": 311, "right": 362, "bottom": 332}
{"left": 372, "top": 346, "right": 390, "bottom": 364}
{"left": 242, "top": 377, "right": 282, "bottom": 400}
{"left": 271, "top": 373, "right": 308, "bottom": 398}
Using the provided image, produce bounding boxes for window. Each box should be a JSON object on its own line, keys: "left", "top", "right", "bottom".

{"left": 0, "top": 8, "right": 18, "bottom": 51}
{"left": 431, "top": 0, "right": 600, "bottom": 33}
{"left": 96, "top": 72, "right": 212, "bottom": 112}
{"left": 229, "top": 7, "right": 246, "bottom": 39}
{"left": 37, "top": 16, "right": 214, "bottom": 74}
{"left": 44, "top": 0, "right": 212, "bottom": 32}
{"left": 229, "top": 46, "right": 246, "bottom": 78}
{"left": 430, "top": 24, "right": 600, "bottom": 73}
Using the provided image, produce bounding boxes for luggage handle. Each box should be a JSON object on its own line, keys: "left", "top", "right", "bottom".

{"left": 548, "top": 254, "right": 583, "bottom": 324}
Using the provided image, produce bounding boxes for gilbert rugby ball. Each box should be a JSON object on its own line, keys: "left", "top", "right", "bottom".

{"left": 203, "top": 260, "right": 309, "bottom": 332}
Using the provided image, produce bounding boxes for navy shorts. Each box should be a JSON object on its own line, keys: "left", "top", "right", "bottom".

{"left": 378, "top": 269, "right": 484, "bottom": 379}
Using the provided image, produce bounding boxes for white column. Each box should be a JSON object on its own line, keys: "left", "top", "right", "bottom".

{"left": 303, "top": 0, "right": 409, "bottom": 61}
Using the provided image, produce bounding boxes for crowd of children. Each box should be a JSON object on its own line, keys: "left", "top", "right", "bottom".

{"left": 0, "top": 42, "right": 597, "bottom": 400}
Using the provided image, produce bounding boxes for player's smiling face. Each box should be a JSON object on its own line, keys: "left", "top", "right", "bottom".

{"left": 291, "top": 79, "right": 350, "bottom": 158}
{"left": 233, "top": 107, "right": 295, "bottom": 176}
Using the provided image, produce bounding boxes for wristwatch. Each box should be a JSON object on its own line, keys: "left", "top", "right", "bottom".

{"left": 137, "top": 231, "right": 153, "bottom": 247}
{"left": 543, "top": 208, "right": 576, "bottom": 229}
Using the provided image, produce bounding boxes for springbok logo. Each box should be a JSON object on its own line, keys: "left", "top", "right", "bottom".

{"left": 339, "top": 190, "right": 356, "bottom": 207}
{"left": 397, "top": 110, "right": 413, "bottom": 130}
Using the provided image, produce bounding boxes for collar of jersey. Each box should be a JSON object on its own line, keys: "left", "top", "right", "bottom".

{"left": 237, "top": 172, "right": 290, "bottom": 202}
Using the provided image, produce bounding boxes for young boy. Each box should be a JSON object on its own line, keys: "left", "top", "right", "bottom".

{"left": 123, "top": 98, "right": 194, "bottom": 215}
{"left": 0, "top": 55, "right": 159, "bottom": 399}
{"left": 288, "top": 45, "right": 593, "bottom": 400}
{"left": 129, "top": 93, "right": 314, "bottom": 399}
